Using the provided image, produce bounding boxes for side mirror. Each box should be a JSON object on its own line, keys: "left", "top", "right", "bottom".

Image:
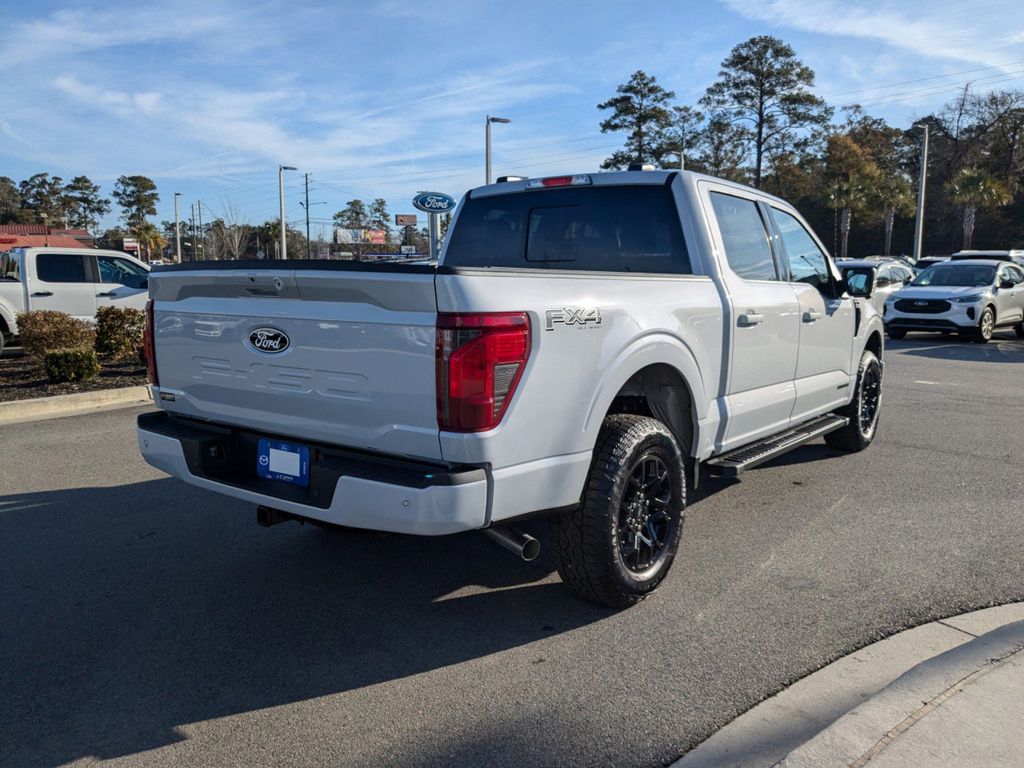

{"left": 875, "top": 276, "right": 891, "bottom": 288}
{"left": 999, "top": 279, "right": 1014, "bottom": 289}
{"left": 843, "top": 267, "right": 874, "bottom": 298}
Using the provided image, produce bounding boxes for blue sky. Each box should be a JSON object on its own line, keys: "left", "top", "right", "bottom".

{"left": 1, "top": 0, "right": 1023, "bottom": 237}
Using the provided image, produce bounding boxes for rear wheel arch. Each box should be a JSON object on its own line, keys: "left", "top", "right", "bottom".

{"left": 604, "top": 363, "right": 698, "bottom": 459}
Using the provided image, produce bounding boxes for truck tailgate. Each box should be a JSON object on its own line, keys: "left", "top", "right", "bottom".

{"left": 149, "top": 265, "right": 441, "bottom": 460}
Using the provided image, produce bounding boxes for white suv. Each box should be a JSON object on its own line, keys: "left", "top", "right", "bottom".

{"left": 884, "top": 259, "right": 1024, "bottom": 342}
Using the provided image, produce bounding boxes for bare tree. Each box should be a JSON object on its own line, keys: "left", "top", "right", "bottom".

{"left": 220, "top": 201, "right": 252, "bottom": 260}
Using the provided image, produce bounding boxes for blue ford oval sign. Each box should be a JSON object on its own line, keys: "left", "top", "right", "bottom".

{"left": 412, "top": 192, "right": 456, "bottom": 213}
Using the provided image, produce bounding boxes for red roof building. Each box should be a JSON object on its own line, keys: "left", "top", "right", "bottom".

{"left": 0, "top": 224, "right": 94, "bottom": 251}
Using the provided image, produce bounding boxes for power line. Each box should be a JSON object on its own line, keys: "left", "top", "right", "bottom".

{"left": 821, "top": 59, "right": 1024, "bottom": 100}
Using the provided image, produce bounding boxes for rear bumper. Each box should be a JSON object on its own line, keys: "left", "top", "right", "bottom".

{"left": 136, "top": 411, "right": 488, "bottom": 535}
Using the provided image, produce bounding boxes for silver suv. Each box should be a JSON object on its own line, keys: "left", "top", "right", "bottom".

{"left": 884, "top": 259, "right": 1024, "bottom": 342}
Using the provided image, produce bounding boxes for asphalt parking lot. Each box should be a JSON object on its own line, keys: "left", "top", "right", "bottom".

{"left": 3, "top": 332, "right": 1023, "bottom": 768}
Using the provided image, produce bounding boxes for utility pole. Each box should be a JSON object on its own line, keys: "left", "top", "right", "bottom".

{"left": 197, "top": 201, "right": 204, "bottom": 261}
{"left": 173, "top": 193, "right": 182, "bottom": 263}
{"left": 304, "top": 173, "right": 311, "bottom": 259}
{"left": 912, "top": 124, "right": 929, "bottom": 263}
{"left": 190, "top": 203, "right": 196, "bottom": 261}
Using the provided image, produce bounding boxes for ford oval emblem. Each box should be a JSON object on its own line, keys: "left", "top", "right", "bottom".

{"left": 412, "top": 191, "right": 456, "bottom": 213}
{"left": 248, "top": 327, "right": 290, "bottom": 354}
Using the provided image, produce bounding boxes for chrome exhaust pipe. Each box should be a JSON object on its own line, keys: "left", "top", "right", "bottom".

{"left": 481, "top": 525, "right": 540, "bottom": 562}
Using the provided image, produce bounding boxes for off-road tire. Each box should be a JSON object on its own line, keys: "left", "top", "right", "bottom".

{"left": 825, "top": 349, "right": 882, "bottom": 452}
{"left": 886, "top": 329, "right": 906, "bottom": 340}
{"left": 973, "top": 306, "right": 995, "bottom": 343}
{"left": 550, "top": 414, "right": 686, "bottom": 609}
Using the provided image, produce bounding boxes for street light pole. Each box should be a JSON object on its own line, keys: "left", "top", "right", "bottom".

{"left": 173, "top": 193, "right": 182, "bottom": 263}
{"left": 278, "top": 164, "right": 297, "bottom": 260}
{"left": 912, "top": 125, "right": 929, "bottom": 263}
{"left": 485, "top": 115, "right": 511, "bottom": 184}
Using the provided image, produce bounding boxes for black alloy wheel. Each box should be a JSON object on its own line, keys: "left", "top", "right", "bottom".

{"left": 617, "top": 454, "right": 674, "bottom": 575}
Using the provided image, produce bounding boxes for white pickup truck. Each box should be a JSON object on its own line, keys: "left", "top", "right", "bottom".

{"left": 0, "top": 246, "right": 150, "bottom": 353}
{"left": 137, "top": 169, "right": 884, "bottom": 607}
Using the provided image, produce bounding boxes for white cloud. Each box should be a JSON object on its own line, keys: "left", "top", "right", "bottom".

{"left": 721, "top": 0, "right": 1024, "bottom": 69}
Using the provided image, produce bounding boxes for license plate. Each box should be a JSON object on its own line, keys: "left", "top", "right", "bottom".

{"left": 257, "top": 439, "right": 310, "bottom": 487}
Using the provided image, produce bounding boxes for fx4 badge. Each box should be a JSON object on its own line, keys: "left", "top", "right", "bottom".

{"left": 545, "top": 307, "right": 602, "bottom": 331}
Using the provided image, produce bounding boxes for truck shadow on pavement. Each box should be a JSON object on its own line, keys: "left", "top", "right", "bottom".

{"left": 886, "top": 334, "right": 1024, "bottom": 363}
{"left": 0, "top": 479, "right": 612, "bottom": 766}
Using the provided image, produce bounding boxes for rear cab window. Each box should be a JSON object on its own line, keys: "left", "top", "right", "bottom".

{"left": 443, "top": 184, "right": 691, "bottom": 274}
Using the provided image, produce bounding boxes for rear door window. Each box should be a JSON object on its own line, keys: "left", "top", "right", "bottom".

{"left": 444, "top": 185, "right": 691, "bottom": 274}
{"left": 36, "top": 253, "right": 89, "bottom": 283}
{"left": 709, "top": 192, "right": 778, "bottom": 281}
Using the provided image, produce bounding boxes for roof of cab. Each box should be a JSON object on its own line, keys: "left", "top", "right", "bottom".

{"left": 469, "top": 168, "right": 792, "bottom": 207}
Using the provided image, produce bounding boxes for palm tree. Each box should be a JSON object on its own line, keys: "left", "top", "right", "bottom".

{"left": 133, "top": 221, "right": 167, "bottom": 261}
{"left": 871, "top": 176, "right": 915, "bottom": 256}
{"left": 945, "top": 168, "right": 1012, "bottom": 249}
{"left": 826, "top": 134, "right": 882, "bottom": 259}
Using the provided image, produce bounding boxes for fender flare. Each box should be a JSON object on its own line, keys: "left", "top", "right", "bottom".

{"left": 0, "top": 300, "right": 17, "bottom": 336}
{"left": 582, "top": 332, "right": 709, "bottom": 456}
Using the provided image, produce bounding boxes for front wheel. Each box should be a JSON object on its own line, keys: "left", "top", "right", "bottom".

{"left": 550, "top": 415, "right": 686, "bottom": 608}
{"left": 825, "top": 349, "right": 882, "bottom": 452}
{"left": 973, "top": 307, "right": 995, "bottom": 343}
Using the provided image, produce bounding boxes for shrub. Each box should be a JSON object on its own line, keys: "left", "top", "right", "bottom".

{"left": 43, "top": 348, "right": 101, "bottom": 383}
{"left": 95, "top": 306, "right": 146, "bottom": 360}
{"left": 17, "top": 310, "right": 96, "bottom": 361}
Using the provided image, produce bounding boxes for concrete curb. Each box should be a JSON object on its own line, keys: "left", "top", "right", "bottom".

{"left": 673, "top": 602, "right": 1024, "bottom": 768}
{"left": 0, "top": 384, "right": 152, "bottom": 425}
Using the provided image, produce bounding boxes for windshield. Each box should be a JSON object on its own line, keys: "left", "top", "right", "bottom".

{"left": 912, "top": 264, "right": 995, "bottom": 287}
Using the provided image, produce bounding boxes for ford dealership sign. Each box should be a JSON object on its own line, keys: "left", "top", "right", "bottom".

{"left": 412, "top": 192, "right": 456, "bottom": 213}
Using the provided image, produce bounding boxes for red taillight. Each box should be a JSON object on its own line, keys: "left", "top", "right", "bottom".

{"left": 144, "top": 299, "right": 158, "bottom": 386}
{"left": 436, "top": 312, "right": 530, "bottom": 432}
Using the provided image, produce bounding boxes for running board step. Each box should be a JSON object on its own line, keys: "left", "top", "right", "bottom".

{"left": 706, "top": 414, "right": 849, "bottom": 478}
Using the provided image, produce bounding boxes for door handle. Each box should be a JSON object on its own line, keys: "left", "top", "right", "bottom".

{"left": 803, "top": 310, "right": 822, "bottom": 323}
{"left": 31, "top": 291, "right": 54, "bottom": 297}
{"left": 97, "top": 291, "right": 117, "bottom": 297}
{"left": 738, "top": 311, "right": 764, "bottom": 326}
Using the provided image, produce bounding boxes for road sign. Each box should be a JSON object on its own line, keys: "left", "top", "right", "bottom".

{"left": 412, "top": 192, "right": 456, "bottom": 214}
{"left": 400, "top": 245, "right": 417, "bottom": 255}
{"left": 395, "top": 214, "right": 417, "bottom": 227}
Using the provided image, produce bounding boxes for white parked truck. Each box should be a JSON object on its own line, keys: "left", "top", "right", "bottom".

{"left": 137, "top": 170, "right": 884, "bottom": 607}
{"left": 0, "top": 247, "right": 150, "bottom": 353}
